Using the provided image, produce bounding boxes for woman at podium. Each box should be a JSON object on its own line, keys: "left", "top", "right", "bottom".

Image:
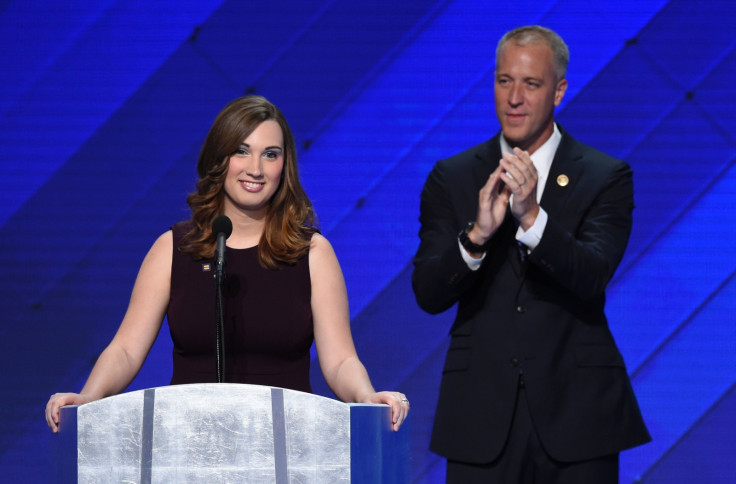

{"left": 45, "top": 95, "right": 409, "bottom": 432}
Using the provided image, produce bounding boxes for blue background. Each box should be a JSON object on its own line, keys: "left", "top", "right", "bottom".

{"left": 1, "top": 1, "right": 734, "bottom": 482}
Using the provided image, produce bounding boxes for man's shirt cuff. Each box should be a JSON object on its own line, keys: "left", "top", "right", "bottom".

{"left": 458, "top": 239, "right": 485, "bottom": 270}
{"left": 516, "top": 208, "right": 548, "bottom": 250}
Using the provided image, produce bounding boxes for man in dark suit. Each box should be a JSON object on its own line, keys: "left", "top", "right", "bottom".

{"left": 412, "top": 25, "right": 651, "bottom": 483}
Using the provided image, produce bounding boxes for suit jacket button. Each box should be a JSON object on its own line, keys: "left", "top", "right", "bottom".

{"left": 516, "top": 305, "right": 526, "bottom": 313}
{"left": 510, "top": 357, "right": 520, "bottom": 367}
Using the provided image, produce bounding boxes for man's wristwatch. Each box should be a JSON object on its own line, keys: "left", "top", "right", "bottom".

{"left": 458, "top": 222, "right": 488, "bottom": 253}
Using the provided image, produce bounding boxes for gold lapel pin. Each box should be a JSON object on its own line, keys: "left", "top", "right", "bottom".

{"left": 557, "top": 174, "right": 569, "bottom": 187}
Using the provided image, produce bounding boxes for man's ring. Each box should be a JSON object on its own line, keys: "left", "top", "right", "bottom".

{"left": 401, "top": 398, "right": 409, "bottom": 403}
{"left": 520, "top": 180, "right": 526, "bottom": 186}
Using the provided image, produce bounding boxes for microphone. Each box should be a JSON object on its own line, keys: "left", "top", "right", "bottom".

{"left": 212, "top": 215, "right": 233, "bottom": 279}
{"left": 211, "top": 214, "right": 232, "bottom": 383}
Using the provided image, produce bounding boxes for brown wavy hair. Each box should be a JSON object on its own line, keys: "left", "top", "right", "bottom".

{"left": 179, "top": 95, "right": 318, "bottom": 269}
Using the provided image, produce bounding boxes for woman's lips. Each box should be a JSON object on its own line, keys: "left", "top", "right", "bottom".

{"left": 240, "top": 180, "right": 264, "bottom": 192}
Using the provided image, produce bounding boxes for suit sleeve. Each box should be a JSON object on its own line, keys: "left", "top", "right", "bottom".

{"left": 529, "top": 161, "right": 634, "bottom": 301}
{"left": 412, "top": 162, "right": 482, "bottom": 314}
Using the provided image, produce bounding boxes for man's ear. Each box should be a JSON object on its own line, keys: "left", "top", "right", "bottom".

{"left": 554, "top": 78, "right": 568, "bottom": 106}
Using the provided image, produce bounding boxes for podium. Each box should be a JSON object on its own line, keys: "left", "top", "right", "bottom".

{"left": 55, "top": 383, "right": 410, "bottom": 483}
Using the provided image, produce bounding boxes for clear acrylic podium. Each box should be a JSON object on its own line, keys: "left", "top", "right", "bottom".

{"left": 54, "top": 383, "right": 410, "bottom": 483}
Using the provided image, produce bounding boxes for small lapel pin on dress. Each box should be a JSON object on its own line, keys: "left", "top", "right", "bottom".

{"left": 557, "top": 174, "right": 569, "bottom": 187}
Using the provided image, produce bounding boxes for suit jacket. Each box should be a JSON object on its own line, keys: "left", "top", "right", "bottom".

{"left": 412, "top": 125, "right": 651, "bottom": 464}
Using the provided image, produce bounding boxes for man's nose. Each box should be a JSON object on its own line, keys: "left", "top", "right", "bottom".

{"left": 508, "top": 85, "right": 523, "bottom": 105}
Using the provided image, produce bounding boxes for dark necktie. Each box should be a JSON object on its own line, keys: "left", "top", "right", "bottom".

{"left": 511, "top": 215, "right": 528, "bottom": 263}
{"left": 517, "top": 240, "right": 528, "bottom": 263}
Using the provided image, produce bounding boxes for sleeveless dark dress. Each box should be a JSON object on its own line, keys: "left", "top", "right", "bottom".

{"left": 167, "top": 222, "right": 314, "bottom": 392}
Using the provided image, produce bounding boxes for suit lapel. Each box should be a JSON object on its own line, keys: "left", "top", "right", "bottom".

{"left": 472, "top": 136, "right": 501, "bottom": 185}
{"left": 540, "top": 129, "right": 584, "bottom": 221}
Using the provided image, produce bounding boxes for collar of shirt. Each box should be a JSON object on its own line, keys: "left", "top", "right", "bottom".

{"left": 499, "top": 123, "right": 562, "bottom": 203}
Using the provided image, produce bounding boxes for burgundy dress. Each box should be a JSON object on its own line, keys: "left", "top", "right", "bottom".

{"left": 167, "top": 222, "right": 314, "bottom": 392}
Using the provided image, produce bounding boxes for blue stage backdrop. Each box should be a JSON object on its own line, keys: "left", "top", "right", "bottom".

{"left": 1, "top": 1, "right": 734, "bottom": 482}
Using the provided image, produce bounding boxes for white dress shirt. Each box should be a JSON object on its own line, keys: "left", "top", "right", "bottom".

{"left": 461, "top": 124, "right": 562, "bottom": 269}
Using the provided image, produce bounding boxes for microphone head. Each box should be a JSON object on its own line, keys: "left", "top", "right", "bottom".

{"left": 212, "top": 215, "right": 233, "bottom": 238}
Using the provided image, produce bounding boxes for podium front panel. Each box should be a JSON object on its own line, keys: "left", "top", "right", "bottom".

{"left": 57, "top": 383, "right": 406, "bottom": 483}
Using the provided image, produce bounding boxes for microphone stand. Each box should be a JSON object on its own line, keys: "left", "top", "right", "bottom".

{"left": 212, "top": 214, "right": 232, "bottom": 384}
{"left": 214, "top": 233, "right": 227, "bottom": 383}
{"left": 214, "top": 264, "right": 226, "bottom": 383}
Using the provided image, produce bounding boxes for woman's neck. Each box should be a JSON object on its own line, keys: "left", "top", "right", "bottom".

{"left": 221, "top": 211, "right": 263, "bottom": 249}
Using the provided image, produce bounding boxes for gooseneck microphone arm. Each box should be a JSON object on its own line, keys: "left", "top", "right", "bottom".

{"left": 212, "top": 215, "right": 233, "bottom": 383}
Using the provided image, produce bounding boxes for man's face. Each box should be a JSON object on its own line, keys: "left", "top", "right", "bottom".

{"left": 494, "top": 42, "right": 567, "bottom": 154}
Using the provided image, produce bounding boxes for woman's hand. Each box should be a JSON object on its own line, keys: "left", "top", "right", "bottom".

{"left": 364, "top": 391, "right": 410, "bottom": 431}
{"left": 45, "top": 392, "right": 92, "bottom": 433}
